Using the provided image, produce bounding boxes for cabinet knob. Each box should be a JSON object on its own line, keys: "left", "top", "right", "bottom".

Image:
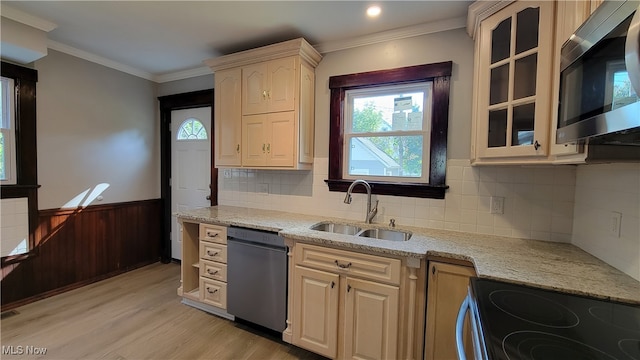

{"left": 236, "top": 144, "right": 240, "bottom": 153}
{"left": 331, "top": 281, "right": 335, "bottom": 289}
{"left": 267, "top": 143, "right": 271, "bottom": 153}
{"left": 432, "top": 266, "right": 436, "bottom": 275}
{"left": 262, "top": 90, "right": 268, "bottom": 99}
{"left": 262, "top": 144, "right": 266, "bottom": 153}
{"left": 347, "top": 285, "right": 352, "bottom": 293}
{"left": 534, "top": 140, "right": 541, "bottom": 150}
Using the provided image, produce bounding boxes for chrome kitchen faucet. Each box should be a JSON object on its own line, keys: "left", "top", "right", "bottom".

{"left": 344, "top": 179, "right": 378, "bottom": 224}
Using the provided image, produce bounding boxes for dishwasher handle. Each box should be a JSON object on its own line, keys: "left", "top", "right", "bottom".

{"left": 455, "top": 294, "right": 471, "bottom": 360}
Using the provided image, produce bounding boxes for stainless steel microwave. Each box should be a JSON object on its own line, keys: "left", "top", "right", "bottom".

{"left": 556, "top": 0, "right": 640, "bottom": 144}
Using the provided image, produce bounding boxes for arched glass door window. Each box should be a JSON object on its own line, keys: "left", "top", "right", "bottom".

{"left": 177, "top": 118, "right": 208, "bottom": 140}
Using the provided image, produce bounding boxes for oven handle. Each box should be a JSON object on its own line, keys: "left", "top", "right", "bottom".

{"left": 625, "top": 5, "right": 640, "bottom": 97}
{"left": 455, "top": 294, "right": 471, "bottom": 360}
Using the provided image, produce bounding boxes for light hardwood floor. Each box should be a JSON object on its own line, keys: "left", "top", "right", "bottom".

{"left": 1, "top": 262, "right": 327, "bottom": 360}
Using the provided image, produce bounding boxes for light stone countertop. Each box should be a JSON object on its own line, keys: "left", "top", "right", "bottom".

{"left": 177, "top": 205, "right": 640, "bottom": 305}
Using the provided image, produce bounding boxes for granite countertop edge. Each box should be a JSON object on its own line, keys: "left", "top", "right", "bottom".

{"left": 177, "top": 206, "right": 640, "bottom": 305}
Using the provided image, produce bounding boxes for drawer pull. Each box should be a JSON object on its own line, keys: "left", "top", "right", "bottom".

{"left": 330, "top": 281, "right": 335, "bottom": 289}
{"left": 207, "top": 232, "right": 219, "bottom": 237}
{"left": 207, "top": 269, "right": 219, "bottom": 275}
{"left": 207, "top": 250, "right": 219, "bottom": 257}
{"left": 206, "top": 287, "right": 218, "bottom": 294}
{"left": 335, "top": 260, "right": 352, "bottom": 269}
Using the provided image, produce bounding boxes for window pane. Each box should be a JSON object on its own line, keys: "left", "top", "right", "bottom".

{"left": 177, "top": 118, "right": 208, "bottom": 140}
{"left": 348, "top": 136, "right": 423, "bottom": 178}
{"left": 0, "top": 132, "right": 5, "bottom": 180}
{"left": 491, "top": 17, "right": 512, "bottom": 64}
{"left": 351, "top": 92, "right": 425, "bottom": 133}
{"left": 515, "top": 7, "right": 539, "bottom": 55}
{"left": 488, "top": 109, "right": 508, "bottom": 147}
{"left": 514, "top": 53, "right": 537, "bottom": 100}
{"left": 512, "top": 102, "right": 535, "bottom": 146}
{"left": 490, "top": 64, "right": 510, "bottom": 105}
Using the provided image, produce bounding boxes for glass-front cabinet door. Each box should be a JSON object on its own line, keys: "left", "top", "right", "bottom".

{"left": 472, "top": 0, "right": 555, "bottom": 161}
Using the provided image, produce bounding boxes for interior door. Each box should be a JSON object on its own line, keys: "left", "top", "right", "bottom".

{"left": 171, "top": 107, "right": 211, "bottom": 260}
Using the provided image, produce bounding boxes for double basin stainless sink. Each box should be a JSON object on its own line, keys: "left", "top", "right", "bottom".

{"left": 310, "top": 221, "right": 412, "bottom": 241}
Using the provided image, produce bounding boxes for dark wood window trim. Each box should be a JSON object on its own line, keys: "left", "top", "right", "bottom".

{"left": 326, "top": 61, "right": 451, "bottom": 199}
{"left": 158, "top": 89, "right": 215, "bottom": 263}
{"left": 1, "top": 61, "right": 40, "bottom": 265}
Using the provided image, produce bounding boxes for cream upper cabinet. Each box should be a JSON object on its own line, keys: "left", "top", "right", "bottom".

{"left": 470, "top": 1, "right": 555, "bottom": 164}
{"left": 424, "top": 261, "right": 476, "bottom": 360}
{"left": 206, "top": 38, "right": 321, "bottom": 170}
{"left": 242, "top": 57, "right": 296, "bottom": 115}
{"left": 214, "top": 68, "right": 242, "bottom": 166}
{"left": 242, "top": 112, "right": 295, "bottom": 167}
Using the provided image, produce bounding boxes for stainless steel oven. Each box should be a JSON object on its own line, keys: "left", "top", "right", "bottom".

{"left": 457, "top": 278, "right": 640, "bottom": 360}
{"left": 557, "top": 0, "right": 640, "bottom": 143}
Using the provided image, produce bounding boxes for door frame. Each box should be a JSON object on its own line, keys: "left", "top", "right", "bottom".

{"left": 158, "top": 89, "right": 216, "bottom": 263}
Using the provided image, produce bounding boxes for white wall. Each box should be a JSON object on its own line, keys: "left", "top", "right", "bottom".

{"left": 35, "top": 50, "right": 160, "bottom": 209}
{"left": 217, "top": 29, "right": 577, "bottom": 243}
{"left": 572, "top": 163, "right": 640, "bottom": 281}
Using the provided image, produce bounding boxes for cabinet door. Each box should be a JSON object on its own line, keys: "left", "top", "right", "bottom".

{"left": 424, "top": 262, "right": 476, "bottom": 360}
{"left": 214, "top": 68, "right": 242, "bottom": 166}
{"left": 241, "top": 114, "right": 267, "bottom": 166}
{"left": 292, "top": 266, "right": 339, "bottom": 359}
{"left": 474, "top": 1, "right": 554, "bottom": 160}
{"left": 267, "top": 57, "right": 297, "bottom": 113}
{"left": 242, "top": 62, "right": 268, "bottom": 115}
{"left": 266, "top": 112, "right": 295, "bottom": 167}
{"left": 343, "top": 277, "right": 399, "bottom": 360}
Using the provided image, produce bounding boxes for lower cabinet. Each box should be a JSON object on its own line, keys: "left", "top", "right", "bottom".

{"left": 424, "top": 261, "right": 476, "bottom": 360}
{"left": 287, "top": 242, "right": 417, "bottom": 360}
{"left": 178, "top": 221, "right": 232, "bottom": 318}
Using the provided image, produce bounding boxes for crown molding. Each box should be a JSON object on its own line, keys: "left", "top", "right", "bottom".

{"left": 466, "top": 0, "right": 514, "bottom": 40}
{"left": 0, "top": 5, "right": 57, "bottom": 32}
{"left": 314, "top": 16, "right": 467, "bottom": 54}
{"left": 155, "top": 66, "right": 212, "bottom": 83}
{"left": 47, "top": 40, "right": 155, "bottom": 81}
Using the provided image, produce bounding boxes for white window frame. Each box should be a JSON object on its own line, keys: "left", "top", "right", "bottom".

{"left": 342, "top": 82, "right": 432, "bottom": 183}
{"left": 1, "top": 77, "right": 16, "bottom": 185}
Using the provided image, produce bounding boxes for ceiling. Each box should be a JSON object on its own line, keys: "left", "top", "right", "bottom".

{"left": 1, "top": 1, "right": 472, "bottom": 82}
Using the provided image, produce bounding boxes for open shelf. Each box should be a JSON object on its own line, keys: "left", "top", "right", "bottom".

{"left": 183, "top": 288, "right": 200, "bottom": 301}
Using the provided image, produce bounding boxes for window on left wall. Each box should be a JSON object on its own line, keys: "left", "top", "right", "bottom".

{"left": 1, "top": 61, "right": 39, "bottom": 264}
{"left": 1, "top": 76, "right": 17, "bottom": 185}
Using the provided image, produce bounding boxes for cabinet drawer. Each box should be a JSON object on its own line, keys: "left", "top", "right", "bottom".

{"left": 199, "top": 223, "right": 227, "bottom": 244}
{"left": 294, "top": 243, "right": 401, "bottom": 286}
{"left": 200, "top": 242, "right": 227, "bottom": 263}
{"left": 200, "top": 277, "right": 227, "bottom": 309}
{"left": 199, "top": 259, "right": 227, "bottom": 282}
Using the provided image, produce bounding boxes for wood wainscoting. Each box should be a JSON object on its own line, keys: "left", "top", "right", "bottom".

{"left": 1, "top": 199, "right": 162, "bottom": 310}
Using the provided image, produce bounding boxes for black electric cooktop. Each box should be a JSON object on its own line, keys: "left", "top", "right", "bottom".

{"left": 469, "top": 278, "right": 640, "bottom": 360}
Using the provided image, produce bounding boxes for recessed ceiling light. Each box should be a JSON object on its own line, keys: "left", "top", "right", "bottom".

{"left": 367, "top": 5, "right": 381, "bottom": 18}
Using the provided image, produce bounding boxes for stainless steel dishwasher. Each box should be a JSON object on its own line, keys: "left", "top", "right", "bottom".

{"left": 226, "top": 226, "right": 287, "bottom": 332}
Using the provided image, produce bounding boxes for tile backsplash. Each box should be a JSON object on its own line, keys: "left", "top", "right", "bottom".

{"left": 219, "top": 158, "right": 576, "bottom": 243}
{"left": 572, "top": 163, "right": 640, "bottom": 281}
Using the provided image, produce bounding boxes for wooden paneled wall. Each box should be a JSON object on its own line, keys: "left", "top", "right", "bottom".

{"left": 1, "top": 199, "right": 162, "bottom": 310}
